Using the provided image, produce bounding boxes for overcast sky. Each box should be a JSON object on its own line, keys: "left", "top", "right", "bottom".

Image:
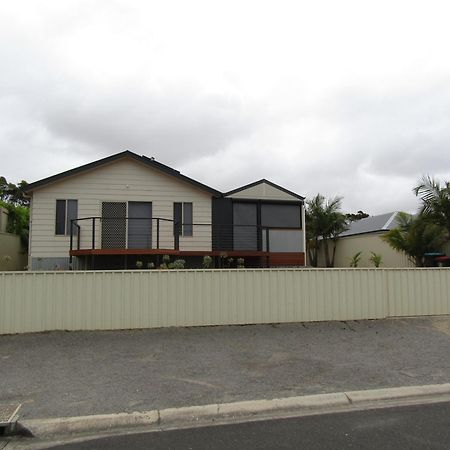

{"left": 1, "top": 1, "right": 450, "bottom": 214}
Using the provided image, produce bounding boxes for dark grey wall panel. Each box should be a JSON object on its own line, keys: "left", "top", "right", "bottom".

{"left": 212, "top": 198, "right": 233, "bottom": 251}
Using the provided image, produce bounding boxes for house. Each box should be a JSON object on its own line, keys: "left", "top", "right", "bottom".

{"left": 25, "top": 151, "right": 306, "bottom": 270}
{"left": 329, "top": 212, "right": 414, "bottom": 267}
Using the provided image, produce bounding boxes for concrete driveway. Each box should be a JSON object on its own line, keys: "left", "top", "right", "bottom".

{"left": 1, "top": 317, "right": 450, "bottom": 420}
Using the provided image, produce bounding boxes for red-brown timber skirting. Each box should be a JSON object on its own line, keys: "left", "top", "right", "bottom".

{"left": 70, "top": 249, "right": 305, "bottom": 266}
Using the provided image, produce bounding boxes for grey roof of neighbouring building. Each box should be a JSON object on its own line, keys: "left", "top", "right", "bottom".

{"left": 340, "top": 212, "right": 401, "bottom": 237}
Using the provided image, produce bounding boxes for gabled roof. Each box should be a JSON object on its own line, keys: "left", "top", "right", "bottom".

{"left": 340, "top": 212, "right": 401, "bottom": 237}
{"left": 224, "top": 179, "right": 305, "bottom": 201}
{"left": 25, "top": 150, "right": 222, "bottom": 196}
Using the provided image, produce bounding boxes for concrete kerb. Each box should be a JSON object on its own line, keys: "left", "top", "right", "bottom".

{"left": 22, "top": 411, "right": 160, "bottom": 437}
{"left": 346, "top": 383, "right": 450, "bottom": 403}
{"left": 21, "top": 383, "right": 450, "bottom": 438}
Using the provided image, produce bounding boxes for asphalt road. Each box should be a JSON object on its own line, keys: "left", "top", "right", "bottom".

{"left": 44, "top": 401, "right": 450, "bottom": 450}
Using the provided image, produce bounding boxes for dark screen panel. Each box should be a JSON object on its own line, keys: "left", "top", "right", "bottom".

{"left": 233, "top": 202, "right": 258, "bottom": 250}
{"left": 261, "top": 204, "right": 301, "bottom": 228}
{"left": 101, "top": 202, "right": 126, "bottom": 249}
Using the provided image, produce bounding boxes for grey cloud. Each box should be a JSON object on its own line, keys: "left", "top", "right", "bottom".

{"left": 42, "top": 85, "right": 258, "bottom": 164}
{"left": 0, "top": 11, "right": 261, "bottom": 178}
{"left": 1, "top": 5, "right": 450, "bottom": 217}
{"left": 325, "top": 81, "right": 450, "bottom": 177}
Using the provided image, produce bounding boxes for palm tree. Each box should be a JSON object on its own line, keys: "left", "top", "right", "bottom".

{"left": 306, "top": 194, "right": 348, "bottom": 267}
{"left": 414, "top": 175, "right": 450, "bottom": 239}
{"left": 382, "top": 212, "right": 446, "bottom": 266}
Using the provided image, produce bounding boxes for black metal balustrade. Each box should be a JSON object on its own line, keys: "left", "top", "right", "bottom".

{"left": 69, "top": 216, "right": 302, "bottom": 255}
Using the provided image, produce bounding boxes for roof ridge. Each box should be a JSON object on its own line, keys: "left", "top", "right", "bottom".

{"left": 382, "top": 212, "right": 398, "bottom": 229}
{"left": 25, "top": 150, "right": 221, "bottom": 196}
{"left": 224, "top": 178, "right": 304, "bottom": 200}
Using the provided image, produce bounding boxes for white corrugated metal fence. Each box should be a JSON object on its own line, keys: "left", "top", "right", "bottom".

{"left": 1, "top": 268, "right": 449, "bottom": 334}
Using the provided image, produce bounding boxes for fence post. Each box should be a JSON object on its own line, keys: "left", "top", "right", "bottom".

{"left": 384, "top": 268, "right": 390, "bottom": 319}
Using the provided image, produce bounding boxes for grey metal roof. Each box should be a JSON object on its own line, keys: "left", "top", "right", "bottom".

{"left": 340, "top": 212, "right": 400, "bottom": 237}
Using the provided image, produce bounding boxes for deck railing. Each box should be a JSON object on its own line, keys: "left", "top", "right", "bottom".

{"left": 69, "top": 216, "right": 303, "bottom": 255}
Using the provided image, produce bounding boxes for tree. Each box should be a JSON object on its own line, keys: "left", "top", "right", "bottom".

{"left": 382, "top": 212, "right": 446, "bottom": 267}
{"left": 0, "top": 176, "right": 29, "bottom": 206}
{"left": 346, "top": 210, "right": 370, "bottom": 222}
{"left": 413, "top": 175, "right": 450, "bottom": 239}
{"left": 0, "top": 176, "right": 30, "bottom": 250}
{"left": 306, "top": 194, "right": 348, "bottom": 267}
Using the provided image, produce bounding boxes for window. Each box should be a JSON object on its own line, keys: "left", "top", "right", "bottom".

{"left": 55, "top": 199, "right": 78, "bottom": 235}
{"left": 173, "top": 202, "right": 193, "bottom": 236}
{"left": 260, "top": 204, "right": 301, "bottom": 228}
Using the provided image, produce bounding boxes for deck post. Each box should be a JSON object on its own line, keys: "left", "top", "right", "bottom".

{"left": 69, "top": 221, "right": 73, "bottom": 269}
{"left": 156, "top": 218, "right": 160, "bottom": 249}
{"left": 92, "top": 217, "right": 95, "bottom": 249}
{"left": 174, "top": 222, "right": 180, "bottom": 250}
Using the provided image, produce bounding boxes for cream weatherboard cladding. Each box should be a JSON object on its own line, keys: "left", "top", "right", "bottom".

{"left": 29, "top": 158, "right": 212, "bottom": 269}
{"left": 225, "top": 181, "right": 300, "bottom": 201}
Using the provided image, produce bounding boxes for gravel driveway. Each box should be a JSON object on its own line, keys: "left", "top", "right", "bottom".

{"left": 1, "top": 317, "right": 450, "bottom": 419}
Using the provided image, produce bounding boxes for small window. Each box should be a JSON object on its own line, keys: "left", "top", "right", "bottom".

{"left": 173, "top": 202, "right": 193, "bottom": 236}
{"left": 55, "top": 199, "right": 78, "bottom": 235}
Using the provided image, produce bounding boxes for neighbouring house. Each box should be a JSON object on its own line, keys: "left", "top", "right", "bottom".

{"left": 25, "top": 151, "right": 306, "bottom": 270}
{"left": 322, "top": 212, "right": 414, "bottom": 268}
{"left": 0, "top": 206, "right": 27, "bottom": 271}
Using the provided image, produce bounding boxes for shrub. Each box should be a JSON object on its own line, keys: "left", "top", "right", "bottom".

{"left": 172, "top": 259, "right": 186, "bottom": 270}
{"left": 369, "top": 252, "right": 383, "bottom": 268}
{"left": 349, "top": 251, "right": 362, "bottom": 267}
{"left": 202, "top": 255, "right": 212, "bottom": 269}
